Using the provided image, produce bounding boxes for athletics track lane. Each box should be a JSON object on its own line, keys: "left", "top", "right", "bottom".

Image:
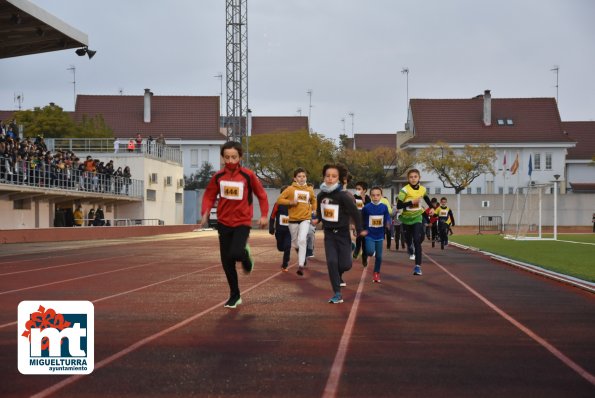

{"left": 0, "top": 231, "right": 593, "bottom": 397}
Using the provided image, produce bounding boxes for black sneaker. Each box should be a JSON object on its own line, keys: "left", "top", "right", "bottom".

{"left": 224, "top": 296, "right": 242, "bottom": 308}
{"left": 241, "top": 244, "right": 254, "bottom": 274}
{"left": 362, "top": 258, "right": 368, "bottom": 268}
{"left": 296, "top": 266, "right": 304, "bottom": 276}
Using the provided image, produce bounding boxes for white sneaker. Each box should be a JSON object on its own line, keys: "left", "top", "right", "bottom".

{"left": 409, "top": 254, "right": 415, "bottom": 260}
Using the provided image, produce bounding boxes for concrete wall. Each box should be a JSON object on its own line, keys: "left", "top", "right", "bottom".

{"left": 190, "top": 188, "right": 595, "bottom": 227}
{"left": 436, "top": 192, "right": 595, "bottom": 227}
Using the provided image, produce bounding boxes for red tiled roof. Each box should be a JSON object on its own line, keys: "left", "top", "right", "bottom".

{"left": 74, "top": 94, "right": 222, "bottom": 140}
{"left": 562, "top": 121, "right": 595, "bottom": 160}
{"left": 0, "top": 110, "right": 16, "bottom": 122}
{"left": 569, "top": 183, "right": 595, "bottom": 193}
{"left": 251, "top": 116, "right": 308, "bottom": 135}
{"left": 354, "top": 133, "right": 396, "bottom": 150}
{"left": 407, "top": 96, "right": 574, "bottom": 145}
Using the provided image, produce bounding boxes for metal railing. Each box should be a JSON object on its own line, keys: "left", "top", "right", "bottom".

{"left": 114, "top": 218, "right": 165, "bottom": 226}
{"left": 46, "top": 138, "right": 182, "bottom": 165}
{"left": 0, "top": 156, "right": 143, "bottom": 198}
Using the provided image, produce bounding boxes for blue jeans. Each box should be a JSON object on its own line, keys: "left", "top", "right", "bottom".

{"left": 364, "top": 237, "right": 384, "bottom": 273}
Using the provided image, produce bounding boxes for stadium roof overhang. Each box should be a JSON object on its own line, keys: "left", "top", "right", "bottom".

{"left": 0, "top": 0, "right": 88, "bottom": 59}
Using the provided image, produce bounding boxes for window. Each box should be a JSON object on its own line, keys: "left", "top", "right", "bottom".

{"left": 434, "top": 187, "right": 441, "bottom": 194}
{"left": 497, "top": 119, "right": 505, "bottom": 125}
{"left": 508, "top": 187, "right": 514, "bottom": 194}
{"left": 534, "top": 153, "right": 541, "bottom": 170}
{"left": 545, "top": 153, "right": 552, "bottom": 170}
{"left": 506, "top": 119, "right": 514, "bottom": 125}
{"left": 146, "top": 189, "right": 157, "bottom": 201}
{"left": 190, "top": 149, "right": 199, "bottom": 168}
{"left": 466, "top": 187, "right": 472, "bottom": 194}
{"left": 201, "top": 149, "right": 209, "bottom": 165}
{"left": 13, "top": 199, "right": 32, "bottom": 210}
{"left": 498, "top": 187, "right": 504, "bottom": 194}
{"left": 175, "top": 193, "right": 183, "bottom": 203}
{"left": 476, "top": 187, "right": 482, "bottom": 194}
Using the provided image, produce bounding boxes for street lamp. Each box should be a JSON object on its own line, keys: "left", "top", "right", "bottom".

{"left": 349, "top": 112, "right": 355, "bottom": 150}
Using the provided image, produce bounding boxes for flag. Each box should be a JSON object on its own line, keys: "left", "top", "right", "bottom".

{"left": 528, "top": 154, "right": 533, "bottom": 177}
{"left": 502, "top": 152, "right": 507, "bottom": 175}
{"left": 510, "top": 153, "right": 519, "bottom": 175}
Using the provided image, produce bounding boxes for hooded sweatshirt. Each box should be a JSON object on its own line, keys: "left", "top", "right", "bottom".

{"left": 276, "top": 181, "right": 317, "bottom": 222}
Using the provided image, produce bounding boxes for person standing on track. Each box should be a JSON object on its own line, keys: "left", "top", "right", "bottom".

{"left": 276, "top": 168, "right": 317, "bottom": 276}
{"left": 200, "top": 141, "right": 269, "bottom": 309}
{"left": 313, "top": 164, "right": 364, "bottom": 304}
{"left": 397, "top": 169, "right": 432, "bottom": 276}
{"left": 362, "top": 186, "right": 392, "bottom": 283}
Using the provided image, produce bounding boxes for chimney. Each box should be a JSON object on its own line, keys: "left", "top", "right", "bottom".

{"left": 483, "top": 89, "right": 491, "bottom": 126}
{"left": 143, "top": 88, "right": 152, "bottom": 123}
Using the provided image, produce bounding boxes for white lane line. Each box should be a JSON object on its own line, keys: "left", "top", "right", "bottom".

{"left": 0, "top": 264, "right": 220, "bottom": 330}
{"left": 29, "top": 263, "right": 291, "bottom": 398}
{"left": 557, "top": 239, "right": 595, "bottom": 246}
{"left": 424, "top": 253, "right": 595, "bottom": 387}
{"left": 0, "top": 262, "right": 159, "bottom": 296}
{"left": 322, "top": 267, "right": 369, "bottom": 398}
{"left": 0, "top": 255, "right": 136, "bottom": 276}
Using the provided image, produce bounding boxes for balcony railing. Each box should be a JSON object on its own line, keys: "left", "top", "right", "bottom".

{"left": 0, "top": 156, "right": 143, "bottom": 198}
{"left": 46, "top": 138, "right": 182, "bottom": 165}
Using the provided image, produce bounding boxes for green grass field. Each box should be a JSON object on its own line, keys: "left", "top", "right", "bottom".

{"left": 450, "top": 234, "right": 595, "bottom": 282}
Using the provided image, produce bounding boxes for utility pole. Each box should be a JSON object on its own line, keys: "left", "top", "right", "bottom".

{"left": 213, "top": 73, "right": 223, "bottom": 101}
{"left": 307, "top": 89, "right": 313, "bottom": 132}
{"left": 67, "top": 65, "right": 76, "bottom": 109}
{"left": 341, "top": 118, "right": 346, "bottom": 135}
{"left": 401, "top": 67, "right": 409, "bottom": 113}
{"left": 349, "top": 112, "right": 355, "bottom": 150}
{"left": 551, "top": 65, "right": 559, "bottom": 104}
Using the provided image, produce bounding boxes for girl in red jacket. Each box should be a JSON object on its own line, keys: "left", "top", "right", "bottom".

{"left": 200, "top": 141, "right": 269, "bottom": 309}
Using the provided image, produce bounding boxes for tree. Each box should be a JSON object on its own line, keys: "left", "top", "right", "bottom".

{"left": 184, "top": 162, "right": 216, "bottom": 190}
{"left": 13, "top": 103, "right": 112, "bottom": 138}
{"left": 417, "top": 142, "right": 496, "bottom": 194}
{"left": 337, "top": 147, "right": 415, "bottom": 188}
{"left": 247, "top": 130, "right": 336, "bottom": 187}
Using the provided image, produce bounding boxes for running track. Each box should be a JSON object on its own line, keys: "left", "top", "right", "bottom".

{"left": 0, "top": 230, "right": 593, "bottom": 397}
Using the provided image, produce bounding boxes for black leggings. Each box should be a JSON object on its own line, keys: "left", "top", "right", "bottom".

{"left": 217, "top": 223, "right": 251, "bottom": 298}
{"left": 403, "top": 223, "right": 425, "bottom": 266}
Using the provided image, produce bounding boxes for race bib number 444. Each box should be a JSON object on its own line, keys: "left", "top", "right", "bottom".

{"left": 220, "top": 181, "right": 244, "bottom": 200}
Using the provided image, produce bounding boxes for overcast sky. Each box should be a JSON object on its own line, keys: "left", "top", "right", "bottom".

{"left": 1, "top": 0, "right": 594, "bottom": 142}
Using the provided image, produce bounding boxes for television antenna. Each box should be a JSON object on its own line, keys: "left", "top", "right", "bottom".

{"left": 67, "top": 65, "right": 76, "bottom": 109}
{"left": 14, "top": 92, "right": 24, "bottom": 110}
{"left": 550, "top": 65, "right": 559, "bottom": 104}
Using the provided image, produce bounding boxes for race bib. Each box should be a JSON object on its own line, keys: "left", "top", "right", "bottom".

{"left": 369, "top": 215, "right": 384, "bottom": 228}
{"left": 355, "top": 199, "right": 364, "bottom": 210}
{"left": 407, "top": 204, "right": 421, "bottom": 212}
{"left": 220, "top": 180, "right": 244, "bottom": 200}
{"left": 439, "top": 209, "right": 448, "bottom": 217}
{"left": 279, "top": 215, "right": 290, "bottom": 226}
{"left": 294, "top": 190, "right": 310, "bottom": 204}
{"left": 321, "top": 203, "right": 339, "bottom": 222}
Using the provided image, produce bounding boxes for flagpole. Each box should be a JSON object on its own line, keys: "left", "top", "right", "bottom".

{"left": 502, "top": 153, "right": 506, "bottom": 233}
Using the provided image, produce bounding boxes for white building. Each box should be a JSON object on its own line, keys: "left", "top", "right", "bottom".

{"left": 402, "top": 90, "right": 577, "bottom": 195}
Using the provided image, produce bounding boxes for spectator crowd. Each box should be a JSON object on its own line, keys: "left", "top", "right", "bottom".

{"left": 1, "top": 122, "right": 133, "bottom": 195}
